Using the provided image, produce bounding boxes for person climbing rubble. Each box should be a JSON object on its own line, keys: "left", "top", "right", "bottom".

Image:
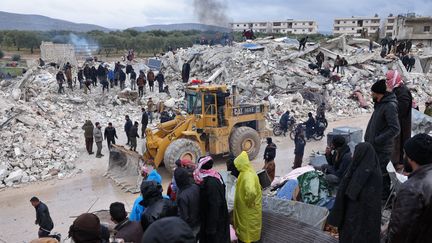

{"left": 55, "top": 71, "right": 65, "bottom": 94}
{"left": 137, "top": 71, "right": 146, "bottom": 97}
{"left": 156, "top": 70, "right": 165, "bottom": 93}
{"left": 298, "top": 36, "right": 308, "bottom": 51}
{"left": 147, "top": 69, "right": 155, "bottom": 92}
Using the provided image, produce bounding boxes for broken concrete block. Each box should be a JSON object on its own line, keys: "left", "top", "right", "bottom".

{"left": 4, "top": 169, "right": 24, "bottom": 184}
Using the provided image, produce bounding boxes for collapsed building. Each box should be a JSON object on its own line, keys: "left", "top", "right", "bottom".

{"left": 0, "top": 34, "right": 431, "bottom": 188}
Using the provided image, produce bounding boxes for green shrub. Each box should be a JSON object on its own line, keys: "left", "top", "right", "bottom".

{"left": 0, "top": 50, "right": 4, "bottom": 59}
{"left": 11, "top": 54, "right": 20, "bottom": 61}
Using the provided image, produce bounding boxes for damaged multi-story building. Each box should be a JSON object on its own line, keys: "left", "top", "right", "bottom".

{"left": 230, "top": 19, "right": 318, "bottom": 34}
{"left": 384, "top": 13, "right": 432, "bottom": 47}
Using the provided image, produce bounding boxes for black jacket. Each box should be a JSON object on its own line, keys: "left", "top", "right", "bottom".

{"left": 129, "top": 125, "right": 139, "bottom": 138}
{"left": 199, "top": 176, "right": 230, "bottom": 243}
{"left": 364, "top": 92, "right": 400, "bottom": 154}
{"left": 294, "top": 136, "right": 306, "bottom": 155}
{"left": 119, "top": 70, "right": 126, "bottom": 82}
{"left": 156, "top": 73, "right": 165, "bottom": 83}
{"left": 140, "top": 182, "right": 177, "bottom": 232}
{"left": 216, "top": 90, "right": 230, "bottom": 107}
{"left": 125, "top": 64, "right": 133, "bottom": 74}
{"left": 328, "top": 143, "right": 382, "bottom": 243}
{"left": 325, "top": 144, "right": 352, "bottom": 179}
{"left": 175, "top": 168, "right": 201, "bottom": 228}
{"left": 182, "top": 63, "right": 191, "bottom": 83}
{"left": 141, "top": 112, "right": 149, "bottom": 127}
{"left": 392, "top": 85, "right": 412, "bottom": 164}
{"left": 264, "top": 143, "right": 277, "bottom": 162}
{"left": 388, "top": 164, "right": 432, "bottom": 243}
{"left": 124, "top": 119, "right": 132, "bottom": 133}
{"left": 78, "top": 70, "right": 84, "bottom": 81}
{"left": 35, "top": 202, "right": 54, "bottom": 232}
{"left": 104, "top": 127, "right": 118, "bottom": 140}
{"left": 97, "top": 65, "right": 106, "bottom": 77}
{"left": 141, "top": 217, "right": 195, "bottom": 243}
{"left": 114, "top": 219, "right": 143, "bottom": 243}
{"left": 130, "top": 70, "right": 137, "bottom": 80}
{"left": 279, "top": 113, "right": 290, "bottom": 127}
{"left": 83, "top": 66, "right": 91, "bottom": 79}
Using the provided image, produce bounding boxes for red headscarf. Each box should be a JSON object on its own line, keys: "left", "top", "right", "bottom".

{"left": 386, "top": 70, "right": 403, "bottom": 90}
{"left": 193, "top": 156, "right": 222, "bottom": 185}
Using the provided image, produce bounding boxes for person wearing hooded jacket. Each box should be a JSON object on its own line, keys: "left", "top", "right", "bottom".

{"left": 365, "top": 79, "right": 400, "bottom": 200}
{"left": 82, "top": 120, "right": 94, "bottom": 154}
{"left": 139, "top": 181, "right": 177, "bottom": 232}
{"left": 130, "top": 168, "right": 162, "bottom": 222}
{"left": 175, "top": 167, "right": 201, "bottom": 238}
{"left": 233, "top": 151, "right": 262, "bottom": 243}
{"left": 328, "top": 142, "right": 382, "bottom": 243}
{"left": 141, "top": 217, "right": 196, "bottom": 243}
{"left": 194, "top": 156, "right": 230, "bottom": 243}
{"left": 323, "top": 135, "right": 352, "bottom": 185}
{"left": 385, "top": 70, "right": 412, "bottom": 168}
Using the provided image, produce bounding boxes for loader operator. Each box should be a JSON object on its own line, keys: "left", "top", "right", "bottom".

{"left": 216, "top": 88, "right": 230, "bottom": 127}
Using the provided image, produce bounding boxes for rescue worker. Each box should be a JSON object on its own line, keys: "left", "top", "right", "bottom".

{"left": 233, "top": 151, "right": 262, "bottom": 243}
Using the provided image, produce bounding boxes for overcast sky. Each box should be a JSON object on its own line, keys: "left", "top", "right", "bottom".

{"left": 1, "top": 0, "right": 431, "bottom": 31}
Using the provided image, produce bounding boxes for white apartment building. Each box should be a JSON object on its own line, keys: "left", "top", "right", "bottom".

{"left": 333, "top": 16, "right": 381, "bottom": 37}
{"left": 231, "top": 20, "right": 318, "bottom": 34}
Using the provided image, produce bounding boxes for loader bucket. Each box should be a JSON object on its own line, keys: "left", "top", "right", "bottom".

{"left": 104, "top": 145, "right": 143, "bottom": 193}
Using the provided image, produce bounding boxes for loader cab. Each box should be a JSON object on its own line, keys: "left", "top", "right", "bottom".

{"left": 186, "top": 86, "right": 226, "bottom": 128}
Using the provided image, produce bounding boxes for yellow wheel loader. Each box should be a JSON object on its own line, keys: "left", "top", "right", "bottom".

{"left": 106, "top": 84, "right": 270, "bottom": 192}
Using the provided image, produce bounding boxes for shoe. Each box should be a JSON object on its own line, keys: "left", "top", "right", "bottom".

{"left": 96, "top": 155, "right": 102, "bottom": 158}
{"left": 89, "top": 152, "right": 94, "bottom": 155}
{"left": 100, "top": 154, "right": 104, "bottom": 157}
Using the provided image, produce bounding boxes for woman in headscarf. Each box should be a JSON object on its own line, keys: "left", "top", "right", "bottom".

{"left": 328, "top": 142, "right": 382, "bottom": 243}
{"left": 194, "top": 156, "right": 230, "bottom": 243}
{"left": 386, "top": 70, "right": 412, "bottom": 168}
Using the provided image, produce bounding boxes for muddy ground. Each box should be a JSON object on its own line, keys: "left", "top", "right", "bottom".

{"left": 0, "top": 114, "right": 370, "bottom": 242}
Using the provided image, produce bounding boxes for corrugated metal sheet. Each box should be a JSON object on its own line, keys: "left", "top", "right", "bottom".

{"left": 262, "top": 211, "right": 337, "bottom": 243}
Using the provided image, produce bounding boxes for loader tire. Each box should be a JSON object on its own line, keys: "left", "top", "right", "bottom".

{"left": 229, "top": 126, "right": 261, "bottom": 160}
{"left": 164, "top": 138, "right": 202, "bottom": 174}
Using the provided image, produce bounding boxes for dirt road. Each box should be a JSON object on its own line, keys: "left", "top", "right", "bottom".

{"left": 0, "top": 114, "right": 371, "bottom": 242}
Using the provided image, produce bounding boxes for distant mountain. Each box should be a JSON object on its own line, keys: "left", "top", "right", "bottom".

{"left": 132, "top": 23, "right": 230, "bottom": 32}
{"left": 0, "top": 11, "right": 110, "bottom": 32}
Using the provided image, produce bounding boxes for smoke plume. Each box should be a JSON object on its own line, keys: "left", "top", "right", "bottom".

{"left": 68, "top": 33, "right": 99, "bottom": 57}
{"left": 193, "top": 0, "right": 229, "bottom": 27}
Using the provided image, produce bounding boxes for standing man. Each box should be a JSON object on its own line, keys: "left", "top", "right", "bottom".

{"left": 147, "top": 98, "right": 155, "bottom": 124}
{"left": 81, "top": 120, "right": 94, "bottom": 155}
{"left": 279, "top": 111, "right": 291, "bottom": 136}
{"left": 77, "top": 68, "right": 84, "bottom": 89}
{"left": 65, "top": 64, "right": 73, "bottom": 90}
{"left": 216, "top": 88, "right": 230, "bottom": 127}
{"left": 233, "top": 151, "right": 262, "bottom": 243}
{"left": 109, "top": 202, "right": 143, "bottom": 243}
{"left": 104, "top": 122, "right": 118, "bottom": 150}
{"left": 316, "top": 51, "right": 324, "bottom": 69}
{"left": 364, "top": 79, "right": 400, "bottom": 200}
{"left": 333, "top": 55, "right": 342, "bottom": 73}
{"left": 90, "top": 66, "right": 97, "bottom": 87}
{"left": 147, "top": 69, "right": 155, "bottom": 92}
{"left": 263, "top": 137, "right": 276, "bottom": 182}
{"left": 30, "top": 197, "right": 54, "bottom": 238}
{"left": 156, "top": 71, "right": 165, "bottom": 93}
{"left": 93, "top": 122, "right": 104, "bottom": 158}
{"left": 129, "top": 122, "right": 139, "bottom": 152}
{"left": 130, "top": 68, "right": 137, "bottom": 90}
{"left": 386, "top": 70, "right": 412, "bottom": 168}
{"left": 124, "top": 115, "right": 133, "bottom": 145}
{"left": 408, "top": 54, "right": 416, "bottom": 72}
{"left": 304, "top": 112, "right": 316, "bottom": 139}
{"left": 298, "top": 36, "right": 308, "bottom": 51}
{"left": 137, "top": 71, "right": 146, "bottom": 97}
{"left": 141, "top": 108, "right": 149, "bottom": 138}
{"left": 387, "top": 134, "right": 432, "bottom": 242}
{"left": 182, "top": 62, "right": 191, "bottom": 83}
{"left": 56, "top": 71, "right": 65, "bottom": 94}
{"left": 293, "top": 132, "right": 306, "bottom": 169}
{"left": 119, "top": 69, "right": 126, "bottom": 90}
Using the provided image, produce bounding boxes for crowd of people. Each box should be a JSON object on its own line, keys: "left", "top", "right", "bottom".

{"left": 55, "top": 60, "right": 167, "bottom": 96}
{"left": 31, "top": 152, "right": 265, "bottom": 243}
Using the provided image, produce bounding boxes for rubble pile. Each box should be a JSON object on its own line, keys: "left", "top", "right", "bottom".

{"left": 0, "top": 67, "right": 170, "bottom": 188}
{"left": 160, "top": 35, "right": 432, "bottom": 122}
{"left": 1, "top": 35, "right": 431, "bottom": 188}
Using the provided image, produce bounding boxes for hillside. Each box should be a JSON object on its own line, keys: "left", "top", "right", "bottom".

{"left": 132, "top": 23, "right": 229, "bottom": 32}
{"left": 0, "top": 11, "right": 110, "bottom": 32}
